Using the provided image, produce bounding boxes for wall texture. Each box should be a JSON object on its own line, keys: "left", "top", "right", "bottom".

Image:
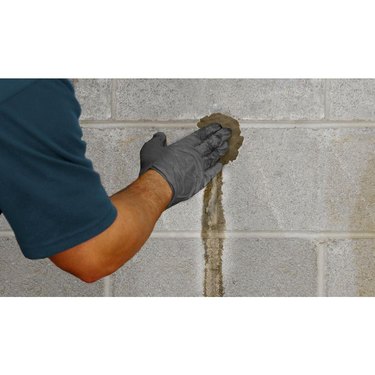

{"left": 0, "top": 79, "right": 374, "bottom": 296}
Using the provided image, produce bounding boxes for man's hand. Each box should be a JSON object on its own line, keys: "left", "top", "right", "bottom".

{"left": 140, "top": 123, "right": 232, "bottom": 207}
{"left": 139, "top": 131, "right": 168, "bottom": 175}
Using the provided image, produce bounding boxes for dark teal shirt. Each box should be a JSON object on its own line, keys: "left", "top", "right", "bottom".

{"left": 0, "top": 79, "right": 117, "bottom": 259}
{"left": 0, "top": 79, "right": 37, "bottom": 105}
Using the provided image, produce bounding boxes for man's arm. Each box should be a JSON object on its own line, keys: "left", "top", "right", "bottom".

{"left": 49, "top": 170, "right": 172, "bottom": 283}
{"left": 50, "top": 124, "right": 231, "bottom": 283}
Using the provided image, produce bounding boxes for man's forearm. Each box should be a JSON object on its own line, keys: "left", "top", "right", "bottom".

{"left": 50, "top": 123, "right": 229, "bottom": 283}
{"left": 107, "top": 169, "right": 173, "bottom": 266}
{"left": 49, "top": 170, "right": 172, "bottom": 282}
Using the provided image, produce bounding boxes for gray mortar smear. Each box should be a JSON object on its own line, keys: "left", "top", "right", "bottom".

{"left": 197, "top": 113, "right": 244, "bottom": 297}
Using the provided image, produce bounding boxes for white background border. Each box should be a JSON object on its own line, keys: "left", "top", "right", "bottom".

{"left": 1, "top": 1, "right": 375, "bottom": 374}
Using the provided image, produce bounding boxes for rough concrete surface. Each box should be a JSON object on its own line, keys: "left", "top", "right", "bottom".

{"left": 322, "top": 239, "right": 375, "bottom": 297}
{"left": 113, "top": 79, "right": 325, "bottom": 121}
{"left": 222, "top": 238, "right": 318, "bottom": 296}
{"left": 112, "top": 238, "right": 204, "bottom": 297}
{"left": 74, "top": 79, "right": 112, "bottom": 121}
{"left": 223, "top": 127, "right": 375, "bottom": 232}
{"left": 318, "top": 129, "right": 375, "bottom": 231}
{"left": 0, "top": 215, "right": 11, "bottom": 231}
{"left": 0, "top": 236, "right": 104, "bottom": 296}
{"left": 327, "top": 79, "right": 375, "bottom": 120}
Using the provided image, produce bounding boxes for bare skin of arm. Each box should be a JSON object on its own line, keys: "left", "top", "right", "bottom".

{"left": 49, "top": 169, "right": 172, "bottom": 283}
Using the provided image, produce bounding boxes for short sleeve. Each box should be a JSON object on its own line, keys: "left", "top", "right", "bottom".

{"left": 0, "top": 79, "right": 117, "bottom": 259}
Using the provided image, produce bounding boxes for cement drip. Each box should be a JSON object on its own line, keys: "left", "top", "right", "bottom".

{"left": 202, "top": 171, "right": 225, "bottom": 297}
{"left": 199, "top": 113, "right": 243, "bottom": 296}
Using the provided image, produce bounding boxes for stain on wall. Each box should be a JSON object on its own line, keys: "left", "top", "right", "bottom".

{"left": 198, "top": 113, "right": 243, "bottom": 296}
{"left": 202, "top": 172, "right": 225, "bottom": 296}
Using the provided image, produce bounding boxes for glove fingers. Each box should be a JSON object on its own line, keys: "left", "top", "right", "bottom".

{"left": 196, "top": 128, "right": 232, "bottom": 155}
{"left": 218, "top": 128, "right": 232, "bottom": 142}
{"left": 152, "top": 132, "right": 167, "bottom": 146}
{"left": 139, "top": 132, "right": 167, "bottom": 176}
{"left": 203, "top": 141, "right": 229, "bottom": 169}
{"left": 189, "top": 123, "right": 222, "bottom": 145}
{"left": 143, "top": 132, "right": 167, "bottom": 150}
{"left": 203, "top": 162, "right": 223, "bottom": 186}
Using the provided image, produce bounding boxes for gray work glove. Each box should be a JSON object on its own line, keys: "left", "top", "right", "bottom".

{"left": 139, "top": 123, "right": 231, "bottom": 208}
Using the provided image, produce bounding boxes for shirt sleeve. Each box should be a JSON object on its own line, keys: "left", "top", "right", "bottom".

{"left": 0, "top": 79, "right": 118, "bottom": 259}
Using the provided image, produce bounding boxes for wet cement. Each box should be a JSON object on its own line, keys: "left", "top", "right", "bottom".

{"left": 198, "top": 113, "right": 243, "bottom": 296}
{"left": 197, "top": 113, "right": 244, "bottom": 165}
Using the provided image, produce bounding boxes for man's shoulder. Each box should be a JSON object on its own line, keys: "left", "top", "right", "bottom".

{"left": 0, "top": 79, "right": 38, "bottom": 106}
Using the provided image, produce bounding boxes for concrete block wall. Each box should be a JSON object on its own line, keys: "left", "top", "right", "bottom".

{"left": 0, "top": 79, "right": 374, "bottom": 296}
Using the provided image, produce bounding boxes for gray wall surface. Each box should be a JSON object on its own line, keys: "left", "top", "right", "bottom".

{"left": 0, "top": 79, "right": 374, "bottom": 296}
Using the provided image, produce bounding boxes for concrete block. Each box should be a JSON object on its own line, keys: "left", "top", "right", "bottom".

{"left": 113, "top": 79, "right": 325, "bottom": 121}
{"left": 222, "top": 238, "right": 317, "bottom": 296}
{"left": 82, "top": 126, "right": 204, "bottom": 231}
{"left": 322, "top": 239, "right": 375, "bottom": 296}
{"left": 0, "top": 235, "right": 104, "bottom": 296}
{"left": 223, "top": 127, "right": 375, "bottom": 231}
{"left": 327, "top": 79, "right": 375, "bottom": 120}
{"left": 223, "top": 128, "right": 322, "bottom": 231}
{"left": 0, "top": 215, "right": 11, "bottom": 231}
{"left": 112, "top": 237, "right": 204, "bottom": 296}
{"left": 74, "top": 79, "right": 112, "bottom": 120}
{"left": 317, "top": 128, "right": 375, "bottom": 231}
